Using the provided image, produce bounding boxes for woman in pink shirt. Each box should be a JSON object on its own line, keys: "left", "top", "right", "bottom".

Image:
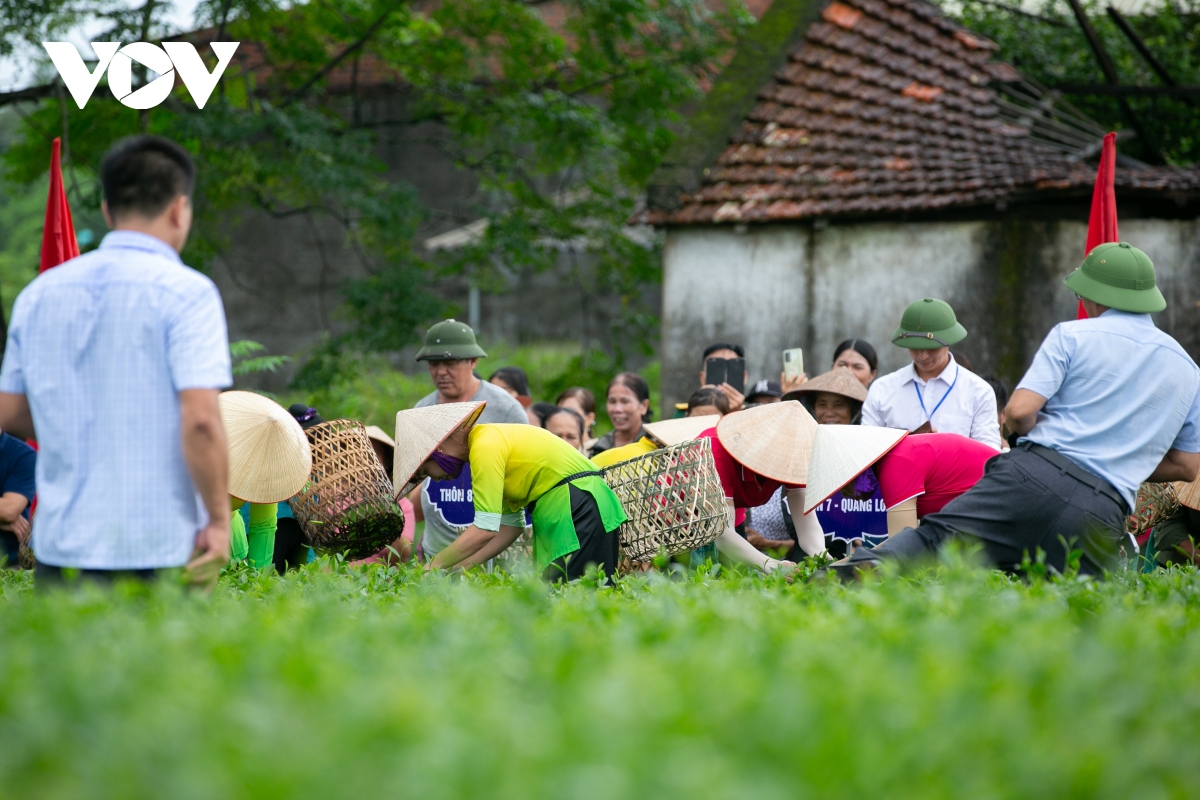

{"left": 806, "top": 429, "right": 999, "bottom": 535}
{"left": 874, "top": 433, "right": 1001, "bottom": 531}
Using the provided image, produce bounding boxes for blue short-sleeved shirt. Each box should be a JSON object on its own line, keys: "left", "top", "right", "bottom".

{"left": 1017, "top": 310, "right": 1200, "bottom": 509}
{"left": 0, "top": 231, "right": 232, "bottom": 569}
{"left": 0, "top": 433, "right": 36, "bottom": 567}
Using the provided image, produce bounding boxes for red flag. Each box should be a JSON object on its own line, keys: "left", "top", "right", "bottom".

{"left": 39, "top": 137, "right": 80, "bottom": 273}
{"left": 1077, "top": 132, "right": 1119, "bottom": 319}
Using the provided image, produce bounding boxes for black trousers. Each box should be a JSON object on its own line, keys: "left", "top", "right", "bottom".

{"left": 541, "top": 485, "right": 620, "bottom": 584}
{"left": 35, "top": 562, "right": 161, "bottom": 589}
{"left": 851, "top": 444, "right": 1129, "bottom": 576}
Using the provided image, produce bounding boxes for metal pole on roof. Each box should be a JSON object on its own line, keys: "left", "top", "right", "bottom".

{"left": 1105, "top": 5, "right": 1198, "bottom": 108}
{"left": 1063, "top": 0, "right": 1163, "bottom": 162}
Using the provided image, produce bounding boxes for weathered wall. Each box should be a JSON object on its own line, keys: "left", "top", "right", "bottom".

{"left": 661, "top": 218, "right": 1200, "bottom": 414}
{"left": 208, "top": 88, "right": 652, "bottom": 391}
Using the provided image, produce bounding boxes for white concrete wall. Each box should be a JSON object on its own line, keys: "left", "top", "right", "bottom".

{"left": 661, "top": 217, "right": 1200, "bottom": 414}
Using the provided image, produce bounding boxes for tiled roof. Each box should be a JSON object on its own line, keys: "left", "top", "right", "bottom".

{"left": 640, "top": 0, "right": 1200, "bottom": 226}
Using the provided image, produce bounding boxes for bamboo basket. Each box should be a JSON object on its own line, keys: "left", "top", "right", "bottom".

{"left": 602, "top": 437, "right": 726, "bottom": 562}
{"left": 17, "top": 543, "right": 34, "bottom": 570}
{"left": 1127, "top": 482, "right": 1180, "bottom": 538}
{"left": 289, "top": 419, "right": 406, "bottom": 560}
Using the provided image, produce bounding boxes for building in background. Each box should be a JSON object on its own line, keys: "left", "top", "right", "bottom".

{"left": 638, "top": 0, "right": 1200, "bottom": 413}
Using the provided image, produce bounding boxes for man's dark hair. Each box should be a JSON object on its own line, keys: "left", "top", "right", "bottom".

{"left": 101, "top": 135, "right": 196, "bottom": 220}
{"left": 701, "top": 342, "right": 744, "bottom": 364}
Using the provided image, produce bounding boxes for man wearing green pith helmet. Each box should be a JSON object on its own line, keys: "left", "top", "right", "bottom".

{"left": 861, "top": 298, "right": 1002, "bottom": 448}
{"left": 841, "top": 243, "right": 1200, "bottom": 578}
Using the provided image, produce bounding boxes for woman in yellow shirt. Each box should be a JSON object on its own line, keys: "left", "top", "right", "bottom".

{"left": 394, "top": 401, "right": 627, "bottom": 582}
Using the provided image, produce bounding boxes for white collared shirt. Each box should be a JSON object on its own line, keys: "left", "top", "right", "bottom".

{"left": 861, "top": 354, "right": 1002, "bottom": 449}
{"left": 0, "top": 231, "right": 232, "bottom": 569}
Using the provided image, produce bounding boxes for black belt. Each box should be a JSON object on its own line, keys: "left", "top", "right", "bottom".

{"left": 1015, "top": 441, "right": 1129, "bottom": 513}
{"left": 529, "top": 470, "right": 603, "bottom": 515}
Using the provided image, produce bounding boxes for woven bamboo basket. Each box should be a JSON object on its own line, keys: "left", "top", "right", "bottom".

{"left": 602, "top": 437, "right": 726, "bottom": 563}
{"left": 1127, "top": 482, "right": 1180, "bottom": 538}
{"left": 289, "top": 419, "right": 406, "bottom": 560}
{"left": 17, "top": 543, "right": 34, "bottom": 570}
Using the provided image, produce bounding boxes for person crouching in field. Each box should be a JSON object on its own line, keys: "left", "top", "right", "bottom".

{"left": 394, "top": 401, "right": 627, "bottom": 583}
{"left": 698, "top": 401, "right": 829, "bottom": 573}
{"left": 220, "top": 392, "right": 311, "bottom": 570}
{"left": 841, "top": 243, "right": 1200, "bottom": 577}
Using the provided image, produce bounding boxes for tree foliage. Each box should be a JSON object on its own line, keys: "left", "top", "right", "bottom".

{"left": 951, "top": 0, "right": 1200, "bottom": 166}
{"left": 3, "top": 0, "right": 750, "bottom": 385}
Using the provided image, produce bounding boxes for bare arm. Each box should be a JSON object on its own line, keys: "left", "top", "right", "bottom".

{"left": 0, "top": 492, "right": 29, "bottom": 526}
{"left": 428, "top": 525, "right": 496, "bottom": 570}
{"left": 1003, "top": 389, "right": 1048, "bottom": 439}
{"left": 784, "top": 488, "right": 826, "bottom": 557}
{"left": 886, "top": 497, "right": 919, "bottom": 535}
{"left": 715, "top": 500, "right": 787, "bottom": 573}
{"left": 1148, "top": 450, "right": 1200, "bottom": 484}
{"left": 179, "top": 389, "right": 231, "bottom": 587}
{"left": 459, "top": 524, "right": 524, "bottom": 568}
{"left": 0, "top": 393, "right": 34, "bottom": 441}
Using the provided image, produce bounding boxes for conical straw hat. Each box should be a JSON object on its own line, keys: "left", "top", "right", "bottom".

{"left": 220, "top": 391, "right": 313, "bottom": 504}
{"left": 1174, "top": 476, "right": 1200, "bottom": 512}
{"left": 783, "top": 367, "right": 868, "bottom": 403}
{"left": 393, "top": 401, "right": 486, "bottom": 498}
{"left": 803, "top": 425, "right": 908, "bottom": 513}
{"left": 364, "top": 425, "right": 396, "bottom": 449}
{"left": 715, "top": 400, "right": 819, "bottom": 485}
{"left": 643, "top": 415, "right": 721, "bottom": 448}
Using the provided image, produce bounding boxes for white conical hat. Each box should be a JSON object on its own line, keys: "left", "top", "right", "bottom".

{"left": 220, "top": 391, "right": 313, "bottom": 504}
{"left": 393, "top": 401, "right": 486, "bottom": 498}
{"left": 803, "top": 425, "right": 908, "bottom": 513}
{"left": 364, "top": 425, "right": 396, "bottom": 449}
{"left": 1174, "top": 476, "right": 1200, "bottom": 512}
{"left": 715, "top": 400, "right": 819, "bottom": 485}
{"left": 642, "top": 415, "right": 721, "bottom": 448}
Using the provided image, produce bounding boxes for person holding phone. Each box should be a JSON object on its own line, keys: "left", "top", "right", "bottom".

{"left": 861, "top": 299, "right": 1001, "bottom": 449}
{"left": 699, "top": 343, "right": 749, "bottom": 413}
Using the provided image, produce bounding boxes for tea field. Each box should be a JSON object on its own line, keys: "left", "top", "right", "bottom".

{"left": 1, "top": 557, "right": 1199, "bottom": 799}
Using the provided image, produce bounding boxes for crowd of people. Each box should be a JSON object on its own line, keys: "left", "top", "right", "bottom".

{"left": 5, "top": 133, "right": 1200, "bottom": 588}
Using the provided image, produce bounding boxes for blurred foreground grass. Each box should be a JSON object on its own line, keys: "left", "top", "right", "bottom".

{"left": 1, "top": 558, "right": 1199, "bottom": 799}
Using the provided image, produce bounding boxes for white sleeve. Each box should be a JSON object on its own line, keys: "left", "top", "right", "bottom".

{"left": 715, "top": 500, "right": 780, "bottom": 573}
{"left": 969, "top": 378, "right": 1003, "bottom": 449}
{"left": 860, "top": 384, "right": 884, "bottom": 427}
{"left": 784, "top": 488, "right": 827, "bottom": 557}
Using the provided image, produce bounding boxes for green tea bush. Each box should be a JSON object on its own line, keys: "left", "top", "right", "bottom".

{"left": 1, "top": 559, "right": 1198, "bottom": 799}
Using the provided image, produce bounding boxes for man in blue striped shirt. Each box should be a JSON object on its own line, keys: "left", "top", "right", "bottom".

{"left": 0, "top": 136, "right": 233, "bottom": 587}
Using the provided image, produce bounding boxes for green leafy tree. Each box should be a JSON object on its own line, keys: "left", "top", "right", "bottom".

{"left": 3, "top": 0, "right": 750, "bottom": 386}
{"left": 950, "top": 0, "right": 1200, "bottom": 165}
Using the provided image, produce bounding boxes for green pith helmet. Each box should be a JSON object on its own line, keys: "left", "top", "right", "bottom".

{"left": 415, "top": 319, "right": 488, "bottom": 361}
{"left": 1064, "top": 242, "right": 1166, "bottom": 314}
{"left": 891, "top": 298, "right": 968, "bottom": 350}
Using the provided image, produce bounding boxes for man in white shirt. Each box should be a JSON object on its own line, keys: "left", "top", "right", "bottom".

{"left": 0, "top": 135, "right": 232, "bottom": 587}
{"left": 861, "top": 298, "right": 1001, "bottom": 449}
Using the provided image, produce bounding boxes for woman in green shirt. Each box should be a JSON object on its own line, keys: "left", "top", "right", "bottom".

{"left": 394, "top": 401, "right": 627, "bottom": 582}
{"left": 221, "top": 392, "right": 313, "bottom": 570}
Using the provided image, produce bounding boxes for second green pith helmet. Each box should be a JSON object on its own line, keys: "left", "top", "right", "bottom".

{"left": 415, "top": 319, "right": 488, "bottom": 361}
{"left": 891, "top": 298, "right": 968, "bottom": 350}
{"left": 1064, "top": 242, "right": 1166, "bottom": 314}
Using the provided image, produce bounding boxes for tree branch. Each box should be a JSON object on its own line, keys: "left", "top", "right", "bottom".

{"left": 279, "top": 2, "right": 404, "bottom": 108}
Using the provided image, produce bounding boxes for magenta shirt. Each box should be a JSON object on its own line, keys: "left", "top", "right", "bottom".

{"left": 874, "top": 433, "right": 999, "bottom": 518}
